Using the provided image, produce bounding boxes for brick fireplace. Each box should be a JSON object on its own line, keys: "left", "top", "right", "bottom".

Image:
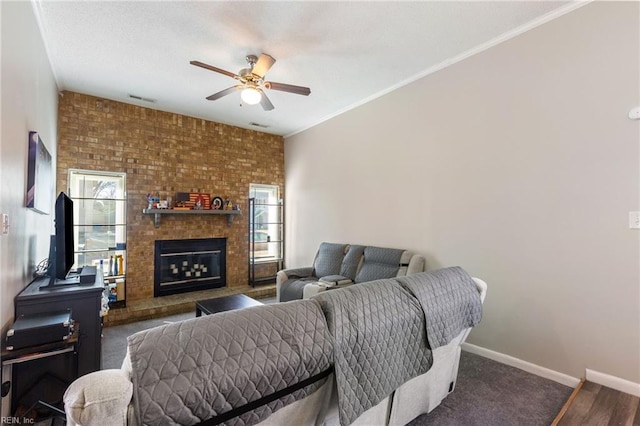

{"left": 55, "top": 92, "right": 284, "bottom": 302}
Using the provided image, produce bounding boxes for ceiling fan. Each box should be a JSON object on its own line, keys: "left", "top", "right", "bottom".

{"left": 190, "top": 53, "right": 311, "bottom": 111}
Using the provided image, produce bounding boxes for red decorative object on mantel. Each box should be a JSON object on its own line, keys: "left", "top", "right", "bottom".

{"left": 190, "top": 193, "right": 211, "bottom": 210}
{"left": 173, "top": 192, "right": 213, "bottom": 210}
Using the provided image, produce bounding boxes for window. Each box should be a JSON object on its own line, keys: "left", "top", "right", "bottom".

{"left": 68, "top": 170, "right": 126, "bottom": 272}
{"left": 249, "top": 184, "right": 282, "bottom": 261}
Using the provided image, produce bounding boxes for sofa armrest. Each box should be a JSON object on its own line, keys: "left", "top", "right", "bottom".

{"left": 64, "top": 369, "right": 133, "bottom": 426}
{"left": 319, "top": 275, "right": 353, "bottom": 286}
{"left": 395, "top": 253, "right": 426, "bottom": 277}
{"left": 276, "top": 267, "right": 314, "bottom": 301}
{"left": 303, "top": 281, "right": 356, "bottom": 299}
{"left": 407, "top": 255, "right": 425, "bottom": 275}
{"left": 472, "top": 277, "right": 488, "bottom": 303}
{"left": 302, "top": 282, "right": 328, "bottom": 299}
{"left": 280, "top": 267, "right": 314, "bottom": 279}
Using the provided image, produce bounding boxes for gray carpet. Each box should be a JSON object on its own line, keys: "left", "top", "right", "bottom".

{"left": 101, "top": 302, "right": 572, "bottom": 425}
{"left": 408, "top": 351, "right": 572, "bottom": 425}
{"left": 102, "top": 311, "right": 196, "bottom": 369}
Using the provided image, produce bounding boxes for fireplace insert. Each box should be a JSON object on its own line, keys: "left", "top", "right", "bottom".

{"left": 154, "top": 238, "right": 226, "bottom": 297}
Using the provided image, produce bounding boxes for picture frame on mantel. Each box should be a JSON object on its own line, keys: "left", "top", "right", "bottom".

{"left": 26, "top": 131, "right": 53, "bottom": 214}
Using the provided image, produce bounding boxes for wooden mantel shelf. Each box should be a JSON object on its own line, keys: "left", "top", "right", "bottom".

{"left": 142, "top": 208, "right": 242, "bottom": 228}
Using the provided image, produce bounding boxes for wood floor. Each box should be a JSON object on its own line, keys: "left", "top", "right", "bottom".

{"left": 553, "top": 380, "right": 640, "bottom": 425}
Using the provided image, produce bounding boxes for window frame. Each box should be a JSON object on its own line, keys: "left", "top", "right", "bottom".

{"left": 67, "top": 169, "right": 127, "bottom": 271}
{"left": 249, "top": 183, "right": 282, "bottom": 262}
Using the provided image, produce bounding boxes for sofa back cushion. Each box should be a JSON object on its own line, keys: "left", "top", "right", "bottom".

{"left": 340, "top": 245, "right": 365, "bottom": 280}
{"left": 128, "top": 301, "right": 334, "bottom": 425}
{"left": 314, "top": 242, "right": 348, "bottom": 278}
{"left": 355, "top": 246, "right": 405, "bottom": 283}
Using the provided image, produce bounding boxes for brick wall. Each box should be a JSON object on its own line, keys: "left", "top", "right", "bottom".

{"left": 56, "top": 91, "right": 284, "bottom": 301}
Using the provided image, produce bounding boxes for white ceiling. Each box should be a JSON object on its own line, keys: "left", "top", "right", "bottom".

{"left": 34, "top": 1, "right": 579, "bottom": 137}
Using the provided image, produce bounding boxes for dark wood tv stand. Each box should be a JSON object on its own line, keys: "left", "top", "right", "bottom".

{"left": 10, "top": 274, "right": 104, "bottom": 414}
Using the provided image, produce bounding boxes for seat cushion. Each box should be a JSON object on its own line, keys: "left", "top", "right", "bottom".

{"left": 280, "top": 277, "right": 319, "bottom": 302}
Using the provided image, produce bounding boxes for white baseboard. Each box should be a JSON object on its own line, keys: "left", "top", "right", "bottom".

{"left": 461, "top": 342, "right": 581, "bottom": 388}
{"left": 461, "top": 343, "right": 640, "bottom": 397}
{"left": 586, "top": 369, "right": 640, "bottom": 397}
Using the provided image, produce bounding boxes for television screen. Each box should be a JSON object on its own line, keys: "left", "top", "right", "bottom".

{"left": 46, "top": 192, "right": 75, "bottom": 285}
{"left": 55, "top": 192, "right": 75, "bottom": 279}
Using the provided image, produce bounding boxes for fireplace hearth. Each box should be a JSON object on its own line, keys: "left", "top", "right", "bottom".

{"left": 154, "top": 238, "right": 226, "bottom": 297}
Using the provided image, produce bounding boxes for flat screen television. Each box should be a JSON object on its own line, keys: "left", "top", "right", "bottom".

{"left": 42, "top": 192, "right": 77, "bottom": 288}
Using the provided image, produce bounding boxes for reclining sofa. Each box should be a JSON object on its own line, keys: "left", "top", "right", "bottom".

{"left": 276, "top": 242, "right": 426, "bottom": 302}
{"left": 64, "top": 267, "right": 487, "bottom": 426}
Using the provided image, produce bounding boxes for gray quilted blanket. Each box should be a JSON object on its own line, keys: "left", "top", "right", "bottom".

{"left": 396, "top": 267, "right": 483, "bottom": 348}
{"left": 127, "top": 300, "right": 333, "bottom": 426}
{"left": 314, "top": 279, "right": 433, "bottom": 426}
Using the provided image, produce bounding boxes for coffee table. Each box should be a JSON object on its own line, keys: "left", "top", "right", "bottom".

{"left": 195, "top": 294, "right": 263, "bottom": 317}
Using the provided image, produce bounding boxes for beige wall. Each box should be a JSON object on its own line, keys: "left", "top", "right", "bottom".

{"left": 285, "top": 2, "right": 640, "bottom": 383}
{"left": 0, "top": 1, "right": 59, "bottom": 330}
{"left": 0, "top": 1, "right": 59, "bottom": 416}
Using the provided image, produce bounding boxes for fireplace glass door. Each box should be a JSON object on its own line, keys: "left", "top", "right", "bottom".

{"left": 154, "top": 238, "right": 226, "bottom": 297}
{"left": 159, "top": 250, "right": 221, "bottom": 285}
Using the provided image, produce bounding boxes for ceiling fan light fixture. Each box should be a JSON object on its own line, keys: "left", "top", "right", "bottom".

{"left": 192, "top": 53, "right": 311, "bottom": 110}
{"left": 241, "top": 87, "right": 261, "bottom": 105}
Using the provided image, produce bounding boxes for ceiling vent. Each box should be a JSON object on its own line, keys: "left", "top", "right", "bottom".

{"left": 249, "top": 122, "right": 269, "bottom": 128}
{"left": 128, "top": 94, "right": 156, "bottom": 103}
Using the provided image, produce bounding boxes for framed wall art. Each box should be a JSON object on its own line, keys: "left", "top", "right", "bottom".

{"left": 26, "top": 131, "right": 53, "bottom": 214}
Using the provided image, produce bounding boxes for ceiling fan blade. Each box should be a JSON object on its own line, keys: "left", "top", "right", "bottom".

{"left": 251, "top": 54, "right": 276, "bottom": 79}
{"left": 206, "top": 86, "right": 242, "bottom": 101}
{"left": 190, "top": 60, "right": 238, "bottom": 79}
{"left": 265, "top": 81, "right": 311, "bottom": 96}
{"left": 258, "top": 89, "right": 275, "bottom": 111}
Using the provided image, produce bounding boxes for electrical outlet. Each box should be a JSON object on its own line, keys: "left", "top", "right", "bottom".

{"left": 1, "top": 214, "right": 8, "bottom": 235}
{"left": 629, "top": 212, "right": 640, "bottom": 229}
